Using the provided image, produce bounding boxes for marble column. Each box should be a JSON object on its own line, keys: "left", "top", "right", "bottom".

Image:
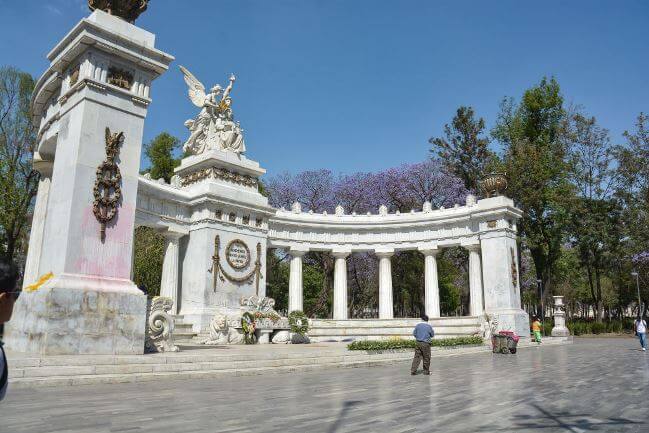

{"left": 420, "top": 248, "right": 440, "bottom": 318}
{"left": 22, "top": 155, "right": 53, "bottom": 287}
{"left": 288, "top": 249, "right": 307, "bottom": 312}
{"left": 376, "top": 250, "right": 394, "bottom": 319}
{"left": 332, "top": 251, "right": 351, "bottom": 320}
{"left": 466, "top": 244, "right": 485, "bottom": 317}
{"left": 160, "top": 229, "right": 185, "bottom": 315}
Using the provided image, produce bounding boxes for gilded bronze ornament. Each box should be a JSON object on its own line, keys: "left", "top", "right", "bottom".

{"left": 88, "top": 0, "right": 149, "bottom": 23}
{"left": 480, "top": 173, "right": 508, "bottom": 198}
{"left": 93, "top": 127, "right": 124, "bottom": 242}
{"left": 510, "top": 247, "right": 518, "bottom": 288}
{"left": 69, "top": 64, "right": 80, "bottom": 86}
{"left": 108, "top": 67, "right": 133, "bottom": 90}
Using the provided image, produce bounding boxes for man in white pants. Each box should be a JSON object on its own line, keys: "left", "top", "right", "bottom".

{"left": 634, "top": 316, "right": 647, "bottom": 352}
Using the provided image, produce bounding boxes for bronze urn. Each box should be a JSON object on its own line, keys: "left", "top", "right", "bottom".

{"left": 479, "top": 173, "right": 508, "bottom": 198}
{"left": 88, "top": 0, "right": 149, "bottom": 23}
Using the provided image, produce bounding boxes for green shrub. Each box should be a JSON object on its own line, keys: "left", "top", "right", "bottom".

{"left": 591, "top": 322, "right": 606, "bottom": 334}
{"left": 347, "top": 336, "right": 483, "bottom": 351}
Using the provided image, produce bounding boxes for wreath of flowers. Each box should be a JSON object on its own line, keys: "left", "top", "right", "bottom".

{"left": 288, "top": 310, "right": 309, "bottom": 335}
{"left": 241, "top": 311, "right": 257, "bottom": 344}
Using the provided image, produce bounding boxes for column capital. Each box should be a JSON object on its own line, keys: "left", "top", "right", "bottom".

{"left": 160, "top": 226, "right": 189, "bottom": 240}
{"left": 289, "top": 248, "right": 308, "bottom": 258}
{"left": 463, "top": 243, "right": 481, "bottom": 252}
{"left": 33, "top": 152, "right": 54, "bottom": 177}
{"left": 331, "top": 250, "right": 351, "bottom": 259}
{"left": 374, "top": 248, "right": 394, "bottom": 258}
{"left": 418, "top": 247, "right": 440, "bottom": 257}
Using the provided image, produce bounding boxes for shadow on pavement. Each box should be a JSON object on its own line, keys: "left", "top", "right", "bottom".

{"left": 327, "top": 400, "right": 363, "bottom": 433}
{"left": 478, "top": 403, "right": 643, "bottom": 432}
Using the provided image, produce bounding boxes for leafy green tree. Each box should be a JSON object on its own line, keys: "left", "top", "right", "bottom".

{"left": 143, "top": 132, "right": 180, "bottom": 182}
{"left": 493, "top": 77, "right": 574, "bottom": 296}
{"left": 0, "top": 67, "right": 38, "bottom": 265}
{"left": 132, "top": 226, "right": 165, "bottom": 297}
{"left": 429, "top": 106, "right": 494, "bottom": 191}
{"left": 567, "top": 114, "right": 621, "bottom": 320}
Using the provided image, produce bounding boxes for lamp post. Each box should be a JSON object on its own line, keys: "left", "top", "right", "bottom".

{"left": 632, "top": 271, "right": 641, "bottom": 317}
{"left": 537, "top": 278, "right": 545, "bottom": 336}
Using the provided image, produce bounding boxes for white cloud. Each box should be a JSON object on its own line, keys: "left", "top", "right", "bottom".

{"left": 44, "top": 4, "right": 64, "bottom": 15}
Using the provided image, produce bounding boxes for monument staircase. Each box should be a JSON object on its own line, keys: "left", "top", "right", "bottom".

{"left": 172, "top": 315, "right": 198, "bottom": 344}
{"left": 308, "top": 316, "right": 482, "bottom": 342}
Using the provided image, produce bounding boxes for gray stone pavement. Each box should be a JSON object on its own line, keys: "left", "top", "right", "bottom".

{"left": 0, "top": 337, "right": 648, "bottom": 433}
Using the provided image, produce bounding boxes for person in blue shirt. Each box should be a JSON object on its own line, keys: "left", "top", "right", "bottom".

{"left": 411, "top": 314, "right": 435, "bottom": 375}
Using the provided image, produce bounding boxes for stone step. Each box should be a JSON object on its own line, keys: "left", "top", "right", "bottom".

{"left": 8, "top": 345, "right": 492, "bottom": 389}
{"left": 310, "top": 317, "right": 481, "bottom": 328}
{"left": 9, "top": 352, "right": 418, "bottom": 378}
{"left": 308, "top": 326, "right": 480, "bottom": 335}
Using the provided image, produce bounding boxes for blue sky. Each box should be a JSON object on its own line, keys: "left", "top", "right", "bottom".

{"left": 1, "top": 0, "right": 647, "bottom": 175}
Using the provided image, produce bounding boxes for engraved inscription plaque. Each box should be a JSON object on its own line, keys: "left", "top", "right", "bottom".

{"left": 226, "top": 239, "right": 251, "bottom": 270}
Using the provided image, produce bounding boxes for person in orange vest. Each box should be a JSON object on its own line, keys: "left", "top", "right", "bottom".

{"left": 531, "top": 316, "right": 542, "bottom": 344}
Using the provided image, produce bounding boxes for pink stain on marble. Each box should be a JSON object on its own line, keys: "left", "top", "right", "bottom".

{"left": 73, "top": 203, "right": 135, "bottom": 279}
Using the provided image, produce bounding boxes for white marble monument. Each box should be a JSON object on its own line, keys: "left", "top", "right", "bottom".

{"left": 5, "top": 7, "right": 173, "bottom": 355}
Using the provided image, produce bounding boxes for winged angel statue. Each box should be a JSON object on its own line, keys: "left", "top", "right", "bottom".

{"left": 179, "top": 66, "right": 246, "bottom": 155}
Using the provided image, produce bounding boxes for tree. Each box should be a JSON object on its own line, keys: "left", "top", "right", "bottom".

{"left": 567, "top": 114, "right": 621, "bottom": 320}
{"left": 143, "top": 132, "right": 180, "bottom": 182}
{"left": 616, "top": 113, "right": 649, "bottom": 313}
{"left": 429, "top": 106, "right": 494, "bottom": 191}
{"left": 132, "top": 226, "right": 165, "bottom": 297}
{"left": 493, "top": 77, "right": 574, "bottom": 297}
{"left": 0, "top": 67, "right": 38, "bottom": 266}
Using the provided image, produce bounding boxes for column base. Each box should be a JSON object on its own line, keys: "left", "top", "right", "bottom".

{"left": 486, "top": 308, "right": 530, "bottom": 340}
{"left": 4, "top": 273, "right": 147, "bottom": 355}
{"left": 551, "top": 326, "right": 570, "bottom": 337}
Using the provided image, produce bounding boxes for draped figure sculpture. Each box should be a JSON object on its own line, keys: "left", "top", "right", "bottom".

{"left": 179, "top": 66, "right": 246, "bottom": 155}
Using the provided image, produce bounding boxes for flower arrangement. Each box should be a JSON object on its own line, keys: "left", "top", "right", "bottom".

{"left": 241, "top": 311, "right": 257, "bottom": 344}
{"left": 288, "top": 310, "right": 309, "bottom": 335}
{"left": 253, "top": 311, "right": 282, "bottom": 323}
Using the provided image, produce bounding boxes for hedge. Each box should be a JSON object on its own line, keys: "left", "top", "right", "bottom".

{"left": 567, "top": 319, "right": 634, "bottom": 336}
{"left": 347, "top": 336, "right": 484, "bottom": 351}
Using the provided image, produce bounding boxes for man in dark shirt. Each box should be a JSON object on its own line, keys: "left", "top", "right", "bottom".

{"left": 0, "top": 260, "right": 19, "bottom": 400}
{"left": 411, "top": 314, "right": 434, "bottom": 375}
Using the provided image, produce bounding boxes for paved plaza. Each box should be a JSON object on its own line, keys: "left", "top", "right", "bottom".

{"left": 1, "top": 338, "right": 648, "bottom": 433}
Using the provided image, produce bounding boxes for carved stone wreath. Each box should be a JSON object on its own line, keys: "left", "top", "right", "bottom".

{"left": 93, "top": 127, "right": 123, "bottom": 241}
{"left": 225, "top": 239, "right": 251, "bottom": 270}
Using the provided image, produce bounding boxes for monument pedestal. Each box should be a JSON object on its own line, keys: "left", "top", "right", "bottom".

{"left": 6, "top": 274, "right": 146, "bottom": 355}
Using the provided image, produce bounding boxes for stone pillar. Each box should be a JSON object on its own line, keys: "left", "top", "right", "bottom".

{"left": 480, "top": 228, "right": 529, "bottom": 339}
{"left": 4, "top": 11, "right": 173, "bottom": 355}
{"left": 159, "top": 229, "right": 186, "bottom": 315}
{"left": 419, "top": 248, "right": 440, "bottom": 318}
{"left": 551, "top": 296, "right": 570, "bottom": 336}
{"left": 466, "top": 244, "right": 484, "bottom": 317}
{"left": 376, "top": 250, "right": 394, "bottom": 319}
{"left": 288, "top": 249, "right": 307, "bottom": 312}
{"left": 332, "top": 250, "right": 350, "bottom": 320}
{"left": 21, "top": 155, "right": 53, "bottom": 287}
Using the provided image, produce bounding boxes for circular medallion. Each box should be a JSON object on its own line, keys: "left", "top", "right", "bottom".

{"left": 226, "top": 239, "right": 251, "bottom": 270}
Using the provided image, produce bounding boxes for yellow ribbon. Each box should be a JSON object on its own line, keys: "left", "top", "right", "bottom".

{"left": 24, "top": 272, "right": 53, "bottom": 292}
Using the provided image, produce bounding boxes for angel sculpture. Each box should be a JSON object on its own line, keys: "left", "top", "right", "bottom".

{"left": 179, "top": 66, "right": 246, "bottom": 155}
